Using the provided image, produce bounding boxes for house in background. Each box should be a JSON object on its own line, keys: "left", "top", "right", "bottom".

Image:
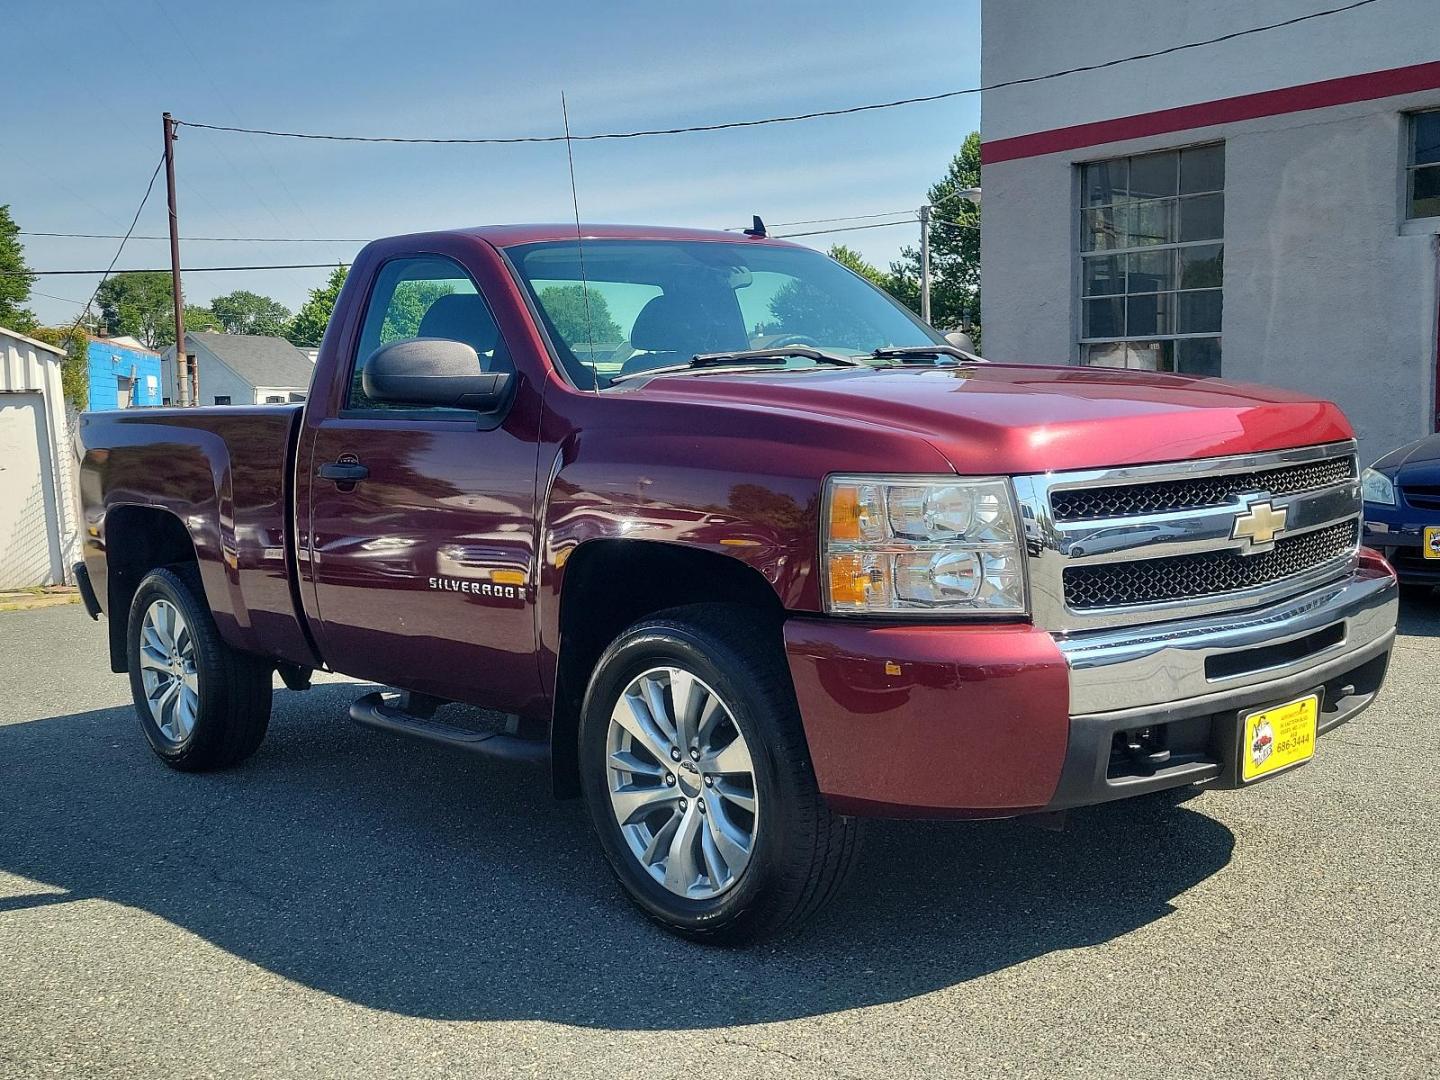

{"left": 979, "top": 0, "right": 1440, "bottom": 462}
{"left": 85, "top": 336, "right": 162, "bottom": 410}
{"left": 162, "top": 332, "right": 314, "bottom": 405}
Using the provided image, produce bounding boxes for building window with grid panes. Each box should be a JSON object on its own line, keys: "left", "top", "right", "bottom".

{"left": 1079, "top": 144, "right": 1224, "bottom": 375}
{"left": 1408, "top": 110, "right": 1440, "bottom": 219}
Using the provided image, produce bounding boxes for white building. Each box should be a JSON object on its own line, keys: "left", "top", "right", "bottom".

{"left": 0, "top": 327, "right": 79, "bottom": 588}
{"left": 162, "top": 332, "right": 314, "bottom": 406}
{"left": 980, "top": 0, "right": 1440, "bottom": 462}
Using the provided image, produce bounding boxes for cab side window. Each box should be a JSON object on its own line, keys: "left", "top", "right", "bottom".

{"left": 347, "top": 255, "right": 512, "bottom": 412}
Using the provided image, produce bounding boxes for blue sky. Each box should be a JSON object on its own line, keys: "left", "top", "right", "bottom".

{"left": 7, "top": 0, "right": 981, "bottom": 327}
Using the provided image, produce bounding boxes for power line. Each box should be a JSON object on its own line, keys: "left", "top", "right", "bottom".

{"left": 31, "top": 289, "right": 92, "bottom": 306}
{"left": 774, "top": 219, "right": 918, "bottom": 238}
{"left": 731, "top": 210, "right": 917, "bottom": 230}
{"left": 176, "top": 0, "right": 1382, "bottom": 145}
{"left": 11, "top": 218, "right": 980, "bottom": 270}
{"left": 7, "top": 262, "right": 350, "bottom": 277}
{"left": 929, "top": 218, "right": 980, "bottom": 233}
{"left": 21, "top": 231, "right": 369, "bottom": 243}
{"left": 64, "top": 156, "right": 167, "bottom": 333}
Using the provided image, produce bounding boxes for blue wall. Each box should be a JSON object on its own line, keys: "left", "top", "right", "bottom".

{"left": 86, "top": 339, "right": 164, "bottom": 410}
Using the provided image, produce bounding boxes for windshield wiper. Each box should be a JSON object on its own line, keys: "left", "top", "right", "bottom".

{"left": 609, "top": 347, "right": 861, "bottom": 384}
{"left": 871, "top": 345, "right": 987, "bottom": 364}
{"left": 691, "top": 347, "right": 861, "bottom": 368}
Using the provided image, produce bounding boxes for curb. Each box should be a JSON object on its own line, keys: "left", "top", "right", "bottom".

{"left": 0, "top": 588, "right": 82, "bottom": 614}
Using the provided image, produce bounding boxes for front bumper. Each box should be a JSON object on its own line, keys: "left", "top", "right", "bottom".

{"left": 783, "top": 555, "right": 1398, "bottom": 818}
{"left": 1364, "top": 502, "right": 1440, "bottom": 584}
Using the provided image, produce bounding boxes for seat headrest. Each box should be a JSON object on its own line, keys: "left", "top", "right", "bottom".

{"left": 418, "top": 293, "right": 499, "bottom": 355}
{"left": 629, "top": 292, "right": 748, "bottom": 355}
{"left": 629, "top": 295, "right": 684, "bottom": 353}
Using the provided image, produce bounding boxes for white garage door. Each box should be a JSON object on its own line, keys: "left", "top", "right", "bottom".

{"left": 0, "top": 393, "right": 62, "bottom": 588}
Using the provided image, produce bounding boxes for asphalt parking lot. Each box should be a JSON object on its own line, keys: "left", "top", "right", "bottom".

{"left": 2, "top": 602, "right": 1437, "bottom": 1080}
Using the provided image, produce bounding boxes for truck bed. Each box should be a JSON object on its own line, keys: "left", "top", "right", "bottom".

{"left": 76, "top": 404, "right": 318, "bottom": 669}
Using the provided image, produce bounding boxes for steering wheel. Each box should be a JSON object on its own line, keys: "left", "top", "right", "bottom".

{"left": 762, "top": 334, "right": 820, "bottom": 348}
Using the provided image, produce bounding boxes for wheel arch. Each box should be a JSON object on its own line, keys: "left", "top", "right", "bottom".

{"left": 547, "top": 538, "right": 789, "bottom": 798}
{"left": 102, "top": 504, "right": 203, "bottom": 672}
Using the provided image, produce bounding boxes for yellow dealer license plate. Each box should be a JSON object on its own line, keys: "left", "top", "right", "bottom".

{"left": 1241, "top": 695, "right": 1318, "bottom": 783}
{"left": 1424, "top": 526, "right": 1440, "bottom": 559}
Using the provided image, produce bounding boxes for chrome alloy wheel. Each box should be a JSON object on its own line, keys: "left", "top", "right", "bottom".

{"left": 605, "top": 666, "right": 759, "bottom": 899}
{"left": 137, "top": 598, "right": 199, "bottom": 742}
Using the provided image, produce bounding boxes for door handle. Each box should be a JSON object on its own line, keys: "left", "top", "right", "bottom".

{"left": 318, "top": 461, "right": 369, "bottom": 483}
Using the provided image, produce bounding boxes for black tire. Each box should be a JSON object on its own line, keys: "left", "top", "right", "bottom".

{"left": 578, "top": 604, "right": 862, "bottom": 944}
{"left": 126, "top": 565, "right": 272, "bottom": 771}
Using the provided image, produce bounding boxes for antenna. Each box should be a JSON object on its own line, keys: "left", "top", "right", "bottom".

{"left": 561, "top": 92, "right": 600, "bottom": 393}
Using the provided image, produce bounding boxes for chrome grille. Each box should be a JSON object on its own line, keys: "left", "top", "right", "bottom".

{"left": 1012, "top": 441, "right": 1361, "bottom": 632}
{"left": 1051, "top": 456, "right": 1355, "bottom": 522}
{"left": 1063, "top": 521, "right": 1358, "bottom": 610}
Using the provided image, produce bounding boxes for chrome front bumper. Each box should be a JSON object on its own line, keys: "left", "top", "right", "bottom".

{"left": 1042, "top": 565, "right": 1398, "bottom": 811}
{"left": 1060, "top": 567, "right": 1397, "bottom": 715}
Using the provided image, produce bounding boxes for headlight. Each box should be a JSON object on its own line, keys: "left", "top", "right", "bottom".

{"left": 822, "top": 475, "right": 1027, "bottom": 615}
{"left": 1361, "top": 467, "right": 1396, "bottom": 506}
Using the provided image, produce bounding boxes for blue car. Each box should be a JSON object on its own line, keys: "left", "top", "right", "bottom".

{"left": 1362, "top": 434, "right": 1440, "bottom": 592}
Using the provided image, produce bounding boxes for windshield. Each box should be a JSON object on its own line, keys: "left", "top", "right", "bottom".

{"left": 507, "top": 239, "right": 946, "bottom": 389}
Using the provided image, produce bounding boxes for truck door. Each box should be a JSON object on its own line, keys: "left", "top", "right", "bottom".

{"left": 301, "top": 252, "right": 543, "bottom": 714}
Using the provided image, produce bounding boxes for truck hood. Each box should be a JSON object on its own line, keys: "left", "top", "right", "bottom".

{"left": 632, "top": 363, "right": 1353, "bottom": 474}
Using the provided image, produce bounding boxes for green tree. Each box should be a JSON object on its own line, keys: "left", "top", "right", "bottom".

{"left": 184, "top": 304, "right": 223, "bottom": 333}
{"left": 209, "top": 289, "right": 292, "bottom": 336}
{"left": 766, "top": 276, "right": 875, "bottom": 350}
{"left": 95, "top": 272, "right": 175, "bottom": 348}
{"left": 29, "top": 325, "right": 89, "bottom": 410}
{"left": 889, "top": 131, "right": 982, "bottom": 337}
{"left": 538, "top": 285, "right": 622, "bottom": 346}
{"left": 380, "top": 280, "right": 456, "bottom": 343}
{"left": 0, "top": 205, "right": 37, "bottom": 332}
{"left": 827, "top": 244, "right": 892, "bottom": 290}
{"left": 286, "top": 266, "right": 348, "bottom": 347}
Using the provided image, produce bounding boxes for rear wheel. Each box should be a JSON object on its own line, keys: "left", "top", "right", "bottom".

{"left": 579, "top": 605, "right": 862, "bottom": 943}
{"left": 127, "top": 567, "right": 272, "bottom": 771}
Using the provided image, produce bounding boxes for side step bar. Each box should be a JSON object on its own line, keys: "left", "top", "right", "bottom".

{"left": 349, "top": 691, "right": 549, "bottom": 764}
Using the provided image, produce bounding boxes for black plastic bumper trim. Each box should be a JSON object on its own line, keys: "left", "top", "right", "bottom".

{"left": 73, "top": 562, "right": 101, "bottom": 621}
{"left": 1042, "top": 631, "right": 1394, "bottom": 811}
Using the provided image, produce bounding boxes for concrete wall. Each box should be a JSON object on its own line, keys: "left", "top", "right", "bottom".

{"left": 982, "top": 0, "right": 1440, "bottom": 141}
{"left": 979, "top": 0, "right": 1440, "bottom": 465}
{"left": 86, "top": 340, "right": 162, "bottom": 410}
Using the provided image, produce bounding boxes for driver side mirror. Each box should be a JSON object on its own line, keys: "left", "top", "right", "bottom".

{"left": 361, "top": 338, "right": 513, "bottom": 413}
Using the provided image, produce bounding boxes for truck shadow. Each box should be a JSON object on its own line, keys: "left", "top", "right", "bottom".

{"left": 0, "top": 683, "right": 1234, "bottom": 1029}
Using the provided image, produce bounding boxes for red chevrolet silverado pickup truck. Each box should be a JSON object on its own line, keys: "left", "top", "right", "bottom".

{"left": 75, "top": 224, "right": 1398, "bottom": 942}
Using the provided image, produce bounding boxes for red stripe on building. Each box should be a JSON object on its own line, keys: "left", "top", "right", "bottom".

{"left": 982, "top": 60, "right": 1440, "bottom": 165}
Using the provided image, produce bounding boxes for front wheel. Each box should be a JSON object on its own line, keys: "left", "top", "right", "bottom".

{"left": 579, "top": 605, "right": 862, "bottom": 943}
{"left": 127, "top": 566, "right": 272, "bottom": 771}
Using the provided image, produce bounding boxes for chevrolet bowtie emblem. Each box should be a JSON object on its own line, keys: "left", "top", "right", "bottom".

{"left": 1232, "top": 499, "right": 1288, "bottom": 551}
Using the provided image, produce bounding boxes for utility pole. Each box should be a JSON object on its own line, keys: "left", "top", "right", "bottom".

{"left": 163, "top": 112, "right": 189, "bottom": 405}
{"left": 919, "top": 203, "right": 932, "bottom": 325}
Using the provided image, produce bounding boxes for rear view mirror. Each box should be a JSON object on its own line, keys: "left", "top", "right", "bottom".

{"left": 362, "top": 338, "right": 512, "bottom": 412}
